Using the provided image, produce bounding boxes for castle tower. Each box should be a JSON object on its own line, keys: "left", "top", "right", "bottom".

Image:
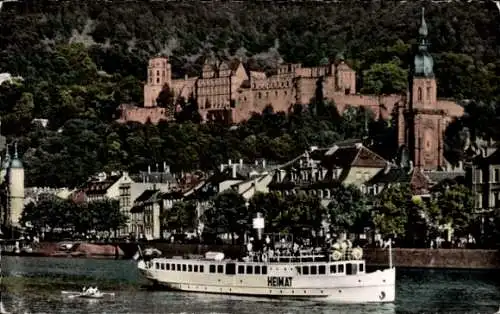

{"left": 407, "top": 8, "right": 445, "bottom": 170}
{"left": 144, "top": 57, "right": 172, "bottom": 107}
{"left": 8, "top": 142, "right": 24, "bottom": 227}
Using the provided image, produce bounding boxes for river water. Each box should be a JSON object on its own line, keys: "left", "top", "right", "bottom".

{"left": 0, "top": 256, "right": 499, "bottom": 313}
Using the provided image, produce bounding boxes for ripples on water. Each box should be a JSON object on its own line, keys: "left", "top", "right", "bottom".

{"left": 1, "top": 257, "right": 500, "bottom": 313}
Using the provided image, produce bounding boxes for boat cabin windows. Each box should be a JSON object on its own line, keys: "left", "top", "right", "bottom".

{"left": 154, "top": 262, "right": 205, "bottom": 273}
{"left": 302, "top": 266, "right": 309, "bottom": 275}
{"left": 330, "top": 264, "right": 336, "bottom": 274}
{"left": 310, "top": 266, "right": 317, "bottom": 275}
{"left": 359, "top": 263, "right": 364, "bottom": 272}
{"left": 226, "top": 263, "right": 236, "bottom": 275}
{"left": 208, "top": 264, "right": 224, "bottom": 274}
{"left": 237, "top": 264, "right": 267, "bottom": 275}
{"left": 346, "top": 263, "right": 357, "bottom": 275}
{"left": 338, "top": 264, "right": 344, "bottom": 273}
{"left": 318, "top": 265, "right": 326, "bottom": 275}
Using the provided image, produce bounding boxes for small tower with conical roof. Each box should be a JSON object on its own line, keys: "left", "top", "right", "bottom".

{"left": 8, "top": 141, "right": 24, "bottom": 227}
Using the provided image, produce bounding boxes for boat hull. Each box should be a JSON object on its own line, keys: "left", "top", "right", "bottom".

{"left": 139, "top": 263, "right": 395, "bottom": 303}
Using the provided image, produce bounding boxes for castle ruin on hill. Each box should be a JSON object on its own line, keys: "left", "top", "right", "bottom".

{"left": 117, "top": 9, "right": 464, "bottom": 170}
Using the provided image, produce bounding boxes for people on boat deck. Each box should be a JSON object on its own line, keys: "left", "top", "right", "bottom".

{"left": 245, "top": 234, "right": 362, "bottom": 262}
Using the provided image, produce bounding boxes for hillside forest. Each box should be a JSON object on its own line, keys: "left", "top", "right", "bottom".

{"left": 1, "top": 1, "right": 500, "bottom": 187}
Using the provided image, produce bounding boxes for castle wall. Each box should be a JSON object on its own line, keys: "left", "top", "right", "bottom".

{"left": 172, "top": 77, "right": 197, "bottom": 99}
{"left": 330, "top": 94, "right": 403, "bottom": 119}
{"left": 118, "top": 105, "right": 171, "bottom": 124}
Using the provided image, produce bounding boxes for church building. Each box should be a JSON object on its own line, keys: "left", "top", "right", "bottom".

{"left": 396, "top": 8, "right": 464, "bottom": 170}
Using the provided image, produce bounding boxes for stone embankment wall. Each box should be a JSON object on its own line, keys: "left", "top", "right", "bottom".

{"left": 363, "top": 248, "right": 500, "bottom": 269}
{"left": 30, "top": 242, "right": 500, "bottom": 269}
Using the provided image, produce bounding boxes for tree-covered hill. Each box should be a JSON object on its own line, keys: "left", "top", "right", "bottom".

{"left": 1, "top": 1, "right": 500, "bottom": 100}
{"left": 0, "top": 1, "right": 500, "bottom": 187}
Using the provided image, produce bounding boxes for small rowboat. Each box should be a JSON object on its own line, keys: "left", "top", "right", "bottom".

{"left": 61, "top": 290, "right": 115, "bottom": 299}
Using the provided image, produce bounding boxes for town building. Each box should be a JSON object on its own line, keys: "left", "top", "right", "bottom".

{"left": 76, "top": 166, "right": 177, "bottom": 237}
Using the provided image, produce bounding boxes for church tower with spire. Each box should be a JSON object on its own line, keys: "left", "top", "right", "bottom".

{"left": 7, "top": 141, "right": 24, "bottom": 227}
{"left": 407, "top": 7, "right": 447, "bottom": 170}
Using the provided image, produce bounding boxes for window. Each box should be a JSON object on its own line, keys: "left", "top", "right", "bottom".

{"left": 255, "top": 266, "right": 261, "bottom": 274}
{"left": 194, "top": 265, "right": 198, "bottom": 272}
{"left": 171, "top": 264, "right": 175, "bottom": 270}
{"left": 200, "top": 265, "right": 204, "bottom": 273}
{"left": 155, "top": 262, "right": 159, "bottom": 269}
{"left": 262, "top": 266, "right": 267, "bottom": 275}
{"left": 182, "top": 264, "right": 187, "bottom": 272}
{"left": 338, "top": 264, "right": 344, "bottom": 273}
{"left": 160, "top": 263, "right": 165, "bottom": 270}
{"left": 246, "top": 265, "right": 253, "bottom": 274}
{"left": 359, "top": 263, "right": 364, "bottom": 272}
{"left": 417, "top": 87, "right": 422, "bottom": 102}
{"left": 426, "top": 87, "right": 431, "bottom": 101}
{"left": 346, "top": 263, "right": 357, "bottom": 275}
{"left": 176, "top": 264, "right": 181, "bottom": 271}
{"left": 330, "top": 265, "right": 336, "bottom": 274}
{"left": 238, "top": 265, "right": 245, "bottom": 274}
{"left": 166, "top": 264, "right": 170, "bottom": 271}
{"left": 209, "top": 265, "right": 216, "bottom": 273}
{"left": 188, "top": 265, "right": 193, "bottom": 272}
{"left": 226, "top": 263, "right": 236, "bottom": 275}
{"left": 302, "top": 266, "right": 309, "bottom": 275}
{"left": 217, "top": 265, "right": 224, "bottom": 273}
{"left": 310, "top": 266, "right": 317, "bottom": 275}
{"left": 296, "top": 266, "right": 301, "bottom": 274}
{"left": 319, "top": 265, "right": 326, "bottom": 275}
{"left": 495, "top": 169, "right": 500, "bottom": 182}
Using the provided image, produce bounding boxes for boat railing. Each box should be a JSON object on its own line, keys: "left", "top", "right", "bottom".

{"left": 245, "top": 247, "right": 363, "bottom": 263}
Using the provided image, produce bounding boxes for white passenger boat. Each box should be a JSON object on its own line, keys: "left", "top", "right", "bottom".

{"left": 137, "top": 231, "right": 395, "bottom": 303}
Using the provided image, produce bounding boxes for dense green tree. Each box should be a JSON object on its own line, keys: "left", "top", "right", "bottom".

{"left": 435, "top": 183, "right": 475, "bottom": 238}
{"left": 327, "top": 184, "right": 369, "bottom": 235}
{"left": 161, "top": 200, "right": 198, "bottom": 234}
{"left": 20, "top": 198, "right": 127, "bottom": 236}
{"left": 371, "top": 185, "right": 411, "bottom": 239}
{"left": 201, "top": 190, "right": 247, "bottom": 244}
{"left": 361, "top": 60, "right": 408, "bottom": 95}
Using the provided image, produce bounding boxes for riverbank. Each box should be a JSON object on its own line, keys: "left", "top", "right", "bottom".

{"left": 5, "top": 241, "right": 500, "bottom": 269}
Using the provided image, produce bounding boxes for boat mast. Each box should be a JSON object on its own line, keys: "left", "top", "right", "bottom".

{"left": 388, "top": 237, "right": 393, "bottom": 269}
